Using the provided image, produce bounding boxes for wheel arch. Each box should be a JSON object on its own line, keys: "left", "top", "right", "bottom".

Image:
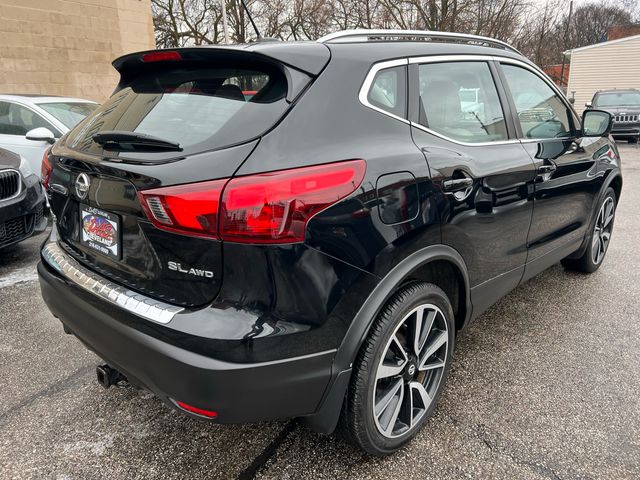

{"left": 610, "top": 173, "right": 622, "bottom": 202}
{"left": 301, "top": 244, "right": 472, "bottom": 434}
{"left": 566, "top": 169, "right": 622, "bottom": 261}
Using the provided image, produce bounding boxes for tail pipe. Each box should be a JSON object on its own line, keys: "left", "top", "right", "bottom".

{"left": 96, "top": 364, "right": 128, "bottom": 389}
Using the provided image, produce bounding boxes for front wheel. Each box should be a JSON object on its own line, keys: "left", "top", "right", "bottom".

{"left": 340, "top": 282, "right": 455, "bottom": 455}
{"left": 562, "top": 187, "right": 616, "bottom": 273}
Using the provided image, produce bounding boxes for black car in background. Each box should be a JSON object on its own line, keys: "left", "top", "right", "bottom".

{"left": 587, "top": 89, "right": 640, "bottom": 143}
{"left": 37, "top": 30, "right": 621, "bottom": 455}
{"left": 0, "top": 147, "right": 46, "bottom": 249}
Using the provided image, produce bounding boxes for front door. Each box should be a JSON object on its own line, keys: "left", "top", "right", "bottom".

{"left": 0, "top": 101, "right": 60, "bottom": 176}
{"left": 496, "top": 62, "right": 608, "bottom": 281}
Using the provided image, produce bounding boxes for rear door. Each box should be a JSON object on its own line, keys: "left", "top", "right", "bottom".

{"left": 408, "top": 57, "right": 537, "bottom": 315}
{"left": 496, "top": 61, "right": 607, "bottom": 281}
{"left": 47, "top": 50, "right": 316, "bottom": 308}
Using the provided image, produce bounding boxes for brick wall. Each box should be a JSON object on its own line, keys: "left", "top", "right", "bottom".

{"left": 0, "top": 0, "right": 155, "bottom": 103}
{"left": 608, "top": 24, "right": 640, "bottom": 41}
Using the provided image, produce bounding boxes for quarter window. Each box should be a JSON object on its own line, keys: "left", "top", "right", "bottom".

{"left": 417, "top": 61, "right": 508, "bottom": 143}
{"left": 367, "top": 66, "right": 407, "bottom": 119}
{"left": 501, "top": 64, "right": 572, "bottom": 139}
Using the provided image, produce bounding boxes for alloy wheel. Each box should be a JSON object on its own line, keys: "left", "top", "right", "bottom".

{"left": 592, "top": 196, "right": 615, "bottom": 265}
{"left": 372, "top": 303, "right": 449, "bottom": 439}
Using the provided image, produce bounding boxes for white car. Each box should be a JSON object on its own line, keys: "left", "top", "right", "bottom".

{"left": 0, "top": 94, "right": 98, "bottom": 177}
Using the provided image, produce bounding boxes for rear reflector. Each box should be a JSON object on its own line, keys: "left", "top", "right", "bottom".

{"left": 175, "top": 401, "right": 218, "bottom": 419}
{"left": 141, "top": 51, "right": 182, "bottom": 63}
{"left": 138, "top": 160, "right": 366, "bottom": 243}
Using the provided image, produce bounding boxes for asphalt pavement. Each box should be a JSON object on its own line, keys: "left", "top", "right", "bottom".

{"left": 1, "top": 144, "right": 639, "bottom": 480}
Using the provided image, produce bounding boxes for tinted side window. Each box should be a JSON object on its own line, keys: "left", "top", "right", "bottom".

{"left": 0, "top": 101, "right": 59, "bottom": 136}
{"left": 367, "top": 66, "right": 407, "bottom": 119}
{"left": 417, "top": 61, "right": 508, "bottom": 143}
{"left": 501, "top": 64, "right": 572, "bottom": 139}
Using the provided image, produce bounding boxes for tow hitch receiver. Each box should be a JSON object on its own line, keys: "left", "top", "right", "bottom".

{"left": 96, "top": 364, "right": 128, "bottom": 389}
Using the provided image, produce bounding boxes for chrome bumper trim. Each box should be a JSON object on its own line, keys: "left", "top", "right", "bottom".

{"left": 41, "top": 242, "right": 183, "bottom": 324}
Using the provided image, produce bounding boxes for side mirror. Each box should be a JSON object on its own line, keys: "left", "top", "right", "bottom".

{"left": 584, "top": 102, "right": 593, "bottom": 109}
{"left": 582, "top": 109, "right": 612, "bottom": 137}
{"left": 25, "top": 127, "right": 55, "bottom": 144}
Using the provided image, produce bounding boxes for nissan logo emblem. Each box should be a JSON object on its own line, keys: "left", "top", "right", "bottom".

{"left": 75, "top": 173, "right": 91, "bottom": 199}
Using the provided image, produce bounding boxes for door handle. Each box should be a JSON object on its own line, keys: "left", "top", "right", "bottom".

{"left": 443, "top": 177, "right": 473, "bottom": 192}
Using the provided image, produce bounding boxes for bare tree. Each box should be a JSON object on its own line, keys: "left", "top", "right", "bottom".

{"left": 152, "top": 0, "right": 223, "bottom": 47}
{"left": 151, "top": 0, "right": 639, "bottom": 71}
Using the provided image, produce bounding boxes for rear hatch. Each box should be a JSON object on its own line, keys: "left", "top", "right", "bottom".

{"left": 46, "top": 46, "right": 327, "bottom": 307}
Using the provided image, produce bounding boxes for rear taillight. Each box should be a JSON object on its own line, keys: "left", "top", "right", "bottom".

{"left": 138, "top": 180, "right": 226, "bottom": 238}
{"left": 41, "top": 149, "right": 53, "bottom": 189}
{"left": 137, "top": 160, "right": 366, "bottom": 243}
{"left": 220, "top": 160, "right": 366, "bottom": 243}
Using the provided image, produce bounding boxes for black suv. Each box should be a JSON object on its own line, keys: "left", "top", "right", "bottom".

{"left": 586, "top": 89, "right": 640, "bottom": 143}
{"left": 0, "top": 147, "right": 46, "bottom": 249}
{"left": 38, "top": 30, "right": 621, "bottom": 455}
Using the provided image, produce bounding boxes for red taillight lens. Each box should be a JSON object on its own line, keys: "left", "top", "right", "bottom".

{"left": 41, "top": 149, "right": 53, "bottom": 189}
{"left": 220, "top": 160, "right": 366, "bottom": 243}
{"left": 138, "top": 160, "right": 366, "bottom": 243}
{"left": 138, "top": 179, "right": 226, "bottom": 238}
{"left": 141, "top": 50, "right": 182, "bottom": 62}
{"left": 175, "top": 400, "right": 217, "bottom": 419}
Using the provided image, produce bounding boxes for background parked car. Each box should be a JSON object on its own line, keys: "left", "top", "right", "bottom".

{"left": 0, "top": 95, "right": 98, "bottom": 176}
{"left": 586, "top": 89, "right": 640, "bottom": 144}
{"left": 0, "top": 147, "right": 47, "bottom": 249}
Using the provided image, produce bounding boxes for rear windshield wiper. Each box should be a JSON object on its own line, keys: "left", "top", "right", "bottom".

{"left": 92, "top": 131, "right": 183, "bottom": 152}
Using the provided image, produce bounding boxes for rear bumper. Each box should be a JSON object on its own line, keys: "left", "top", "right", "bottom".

{"left": 37, "top": 242, "right": 335, "bottom": 424}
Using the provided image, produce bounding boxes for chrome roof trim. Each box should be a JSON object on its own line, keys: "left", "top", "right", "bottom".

{"left": 318, "top": 29, "right": 522, "bottom": 55}
{"left": 42, "top": 242, "right": 183, "bottom": 324}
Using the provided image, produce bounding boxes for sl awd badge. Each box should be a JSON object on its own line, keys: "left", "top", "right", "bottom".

{"left": 167, "top": 261, "right": 214, "bottom": 279}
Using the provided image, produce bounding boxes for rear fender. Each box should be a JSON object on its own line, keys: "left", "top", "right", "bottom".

{"left": 301, "top": 244, "right": 471, "bottom": 434}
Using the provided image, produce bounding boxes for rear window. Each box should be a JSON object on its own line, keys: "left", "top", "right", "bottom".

{"left": 66, "top": 64, "right": 290, "bottom": 159}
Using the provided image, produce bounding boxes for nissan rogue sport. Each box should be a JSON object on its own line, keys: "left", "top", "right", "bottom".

{"left": 38, "top": 30, "right": 621, "bottom": 455}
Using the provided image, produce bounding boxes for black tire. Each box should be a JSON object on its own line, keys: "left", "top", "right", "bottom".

{"left": 340, "top": 282, "right": 455, "bottom": 455}
{"left": 562, "top": 187, "right": 616, "bottom": 273}
{"left": 629, "top": 137, "right": 638, "bottom": 144}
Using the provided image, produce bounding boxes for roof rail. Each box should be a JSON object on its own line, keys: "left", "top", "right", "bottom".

{"left": 317, "top": 29, "right": 522, "bottom": 55}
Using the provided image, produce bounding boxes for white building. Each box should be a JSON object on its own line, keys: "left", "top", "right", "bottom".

{"left": 565, "top": 34, "right": 640, "bottom": 113}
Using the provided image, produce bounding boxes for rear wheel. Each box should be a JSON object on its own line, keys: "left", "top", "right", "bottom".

{"left": 629, "top": 136, "right": 638, "bottom": 144}
{"left": 340, "top": 282, "right": 455, "bottom": 455}
{"left": 562, "top": 188, "right": 616, "bottom": 273}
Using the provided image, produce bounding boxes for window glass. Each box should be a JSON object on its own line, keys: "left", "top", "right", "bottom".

{"left": 501, "top": 64, "right": 572, "bottom": 139}
{"left": 66, "top": 65, "right": 290, "bottom": 157}
{"left": 594, "top": 92, "right": 640, "bottom": 107}
{"left": 37, "top": 102, "right": 98, "bottom": 129}
{"left": 417, "top": 62, "right": 508, "bottom": 143}
{"left": 367, "top": 66, "right": 407, "bottom": 118}
{"left": 0, "top": 101, "right": 59, "bottom": 136}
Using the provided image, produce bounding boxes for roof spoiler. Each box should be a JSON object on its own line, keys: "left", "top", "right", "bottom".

{"left": 112, "top": 44, "right": 330, "bottom": 82}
